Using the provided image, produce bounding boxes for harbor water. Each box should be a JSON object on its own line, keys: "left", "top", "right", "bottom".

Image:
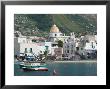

{"left": 14, "top": 61, "right": 97, "bottom": 76}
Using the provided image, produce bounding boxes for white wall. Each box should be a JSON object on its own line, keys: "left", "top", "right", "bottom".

{"left": 14, "top": 37, "right": 20, "bottom": 55}
{"left": 49, "top": 32, "right": 63, "bottom": 37}
{"left": 84, "top": 41, "right": 97, "bottom": 50}
{"left": 20, "top": 43, "right": 46, "bottom": 55}
{"left": 18, "top": 37, "right": 27, "bottom": 43}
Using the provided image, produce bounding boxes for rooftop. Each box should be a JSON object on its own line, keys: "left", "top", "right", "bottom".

{"left": 50, "top": 24, "right": 60, "bottom": 33}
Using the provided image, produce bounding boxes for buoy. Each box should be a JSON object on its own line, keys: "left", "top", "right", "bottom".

{"left": 53, "top": 69, "right": 57, "bottom": 76}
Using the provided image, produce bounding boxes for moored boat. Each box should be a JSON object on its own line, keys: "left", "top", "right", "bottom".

{"left": 19, "top": 51, "right": 48, "bottom": 71}
{"left": 20, "top": 61, "right": 48, "bottom": 71}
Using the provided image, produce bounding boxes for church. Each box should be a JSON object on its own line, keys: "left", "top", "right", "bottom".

{"left": 48, "top": 24, "right": 70, "bottom": 43}
{"left": 48, "top": 24, "right": 76, "bottom": 60}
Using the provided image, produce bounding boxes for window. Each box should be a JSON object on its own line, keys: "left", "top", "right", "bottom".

{"left": 67, "top": 45, "right": 69, "bottom": 48}
{"left": 52, "top": 44, "right": 57, "bottom": 47}
{"left": 81, "top": 48, "right": 83, "bottom": 50}
{"left": 67, "top": 50, "right": 69, "bottom": 53}
{"left": 25, "top": 48, "right": 27, "bottom": 53}
{"left": 30, "top": 48, "right": 32, "bottom": 52}
{"left": 91, "top": 42, "right": 94, "bottom": 48}
{"left": 76, "top": 47, "right": 79, "bottom": 51}
{"left": 45, "top": 46, "right": 49, "bottom": 50}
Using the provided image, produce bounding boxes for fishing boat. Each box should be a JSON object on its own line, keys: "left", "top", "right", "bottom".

{"left": 19, "top": 55, "right": 48, "bottom": 71}
{"left": 19, "top": 52, "right": 48, "bottom": 71}
{"left": 20, "top": 61, "right": 48, "bottom": 71}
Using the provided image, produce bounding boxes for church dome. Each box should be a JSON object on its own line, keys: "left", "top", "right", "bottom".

{"left": 50, "top": 24, "right": 60, "bottom": 33}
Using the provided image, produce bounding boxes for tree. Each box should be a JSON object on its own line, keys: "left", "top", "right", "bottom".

{"left": 44, "top": 50, "right": 48, "bottom": 60}
{"left": 57, "top": 40, "right": 63, "bottom": 47}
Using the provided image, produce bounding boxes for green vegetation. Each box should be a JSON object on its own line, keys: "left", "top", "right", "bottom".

{"left": 44, "top": 50, "right": 48, "bottom": 60}
{"left": 57, "top": 40, "right": 63, "bottom": 47}
{"left": 14, "top": 14, "right": 97, "bottom": 37}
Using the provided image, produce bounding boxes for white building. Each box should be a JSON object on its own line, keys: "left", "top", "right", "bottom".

{"left": 83, "top": 40, "right": 97, "bottom": 59}
{"left": 84, "top": 41, "right": 97, "bottom": 51}
{"left": 14, "top": 36, "right": 52, "bottom": 56}
{"left": 14, "top": 31, "right": 23, "bottom": 37}
{"left": 75, "top": 35, "right": 97, "bottom": 54}
{"left": 48, "top": 25, "right": 83, "bottom": 60}
{"left": 48, "top": 24, "right": 70, "bottom": 42}
{"left": 48, "top": 24, "right": 72, "bottom": 58}
{"left": 14, "top": 24, "right": 97, "bottom": 60}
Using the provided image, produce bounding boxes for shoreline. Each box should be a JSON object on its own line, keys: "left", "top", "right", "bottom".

{"left": 14, "top": 59, "right": 97, "bottom": 64}
{"left": 53, "top": 60, "right": 97, "bottom": 63}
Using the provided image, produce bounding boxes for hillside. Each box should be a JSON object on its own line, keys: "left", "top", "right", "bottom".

{"left": 14, "top": 14, "right": 97, "bottom": 37}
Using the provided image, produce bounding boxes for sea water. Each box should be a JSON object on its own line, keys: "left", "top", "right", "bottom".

{"left": 14, "top": 62, "right": 97, "bottom": 76}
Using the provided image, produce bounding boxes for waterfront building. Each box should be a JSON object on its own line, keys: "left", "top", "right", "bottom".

{"left": 14, "top": 36, "right": 32, "bottom": 56}
{"left": 14, "top": 36, "right": 52, "bottom": 57}
{"left": 63, "top": 32, "right": 76, "bottom": 60}
{"left": 48, "top": 24, "right": 77, "bottom": 59}
{"left": 47, "top": 24, "right": 69, "bottom": 59}
{"left": 84, "top": 41, "right": 97, "bottom": 50}
{"left": 14, "top": 24, "right": 97, "bottom": 60}
{"left": 79, "top": 35, "right": 97, "bottom": 59}
{"left": 83, "top": 35, "right": 97, "bottom": 51}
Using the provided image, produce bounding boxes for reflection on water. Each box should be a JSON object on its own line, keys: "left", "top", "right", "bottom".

{"left": 14, "top": 62, "right": 97, "bottom": 76}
